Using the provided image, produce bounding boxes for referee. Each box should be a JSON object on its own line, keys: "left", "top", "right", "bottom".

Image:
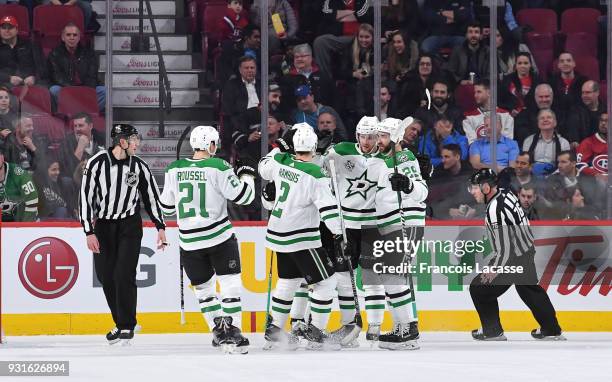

{"left": 467, "top": 169, "right": 564, "bottom": 341}
{"left": 79, "top": 124, "right": 167, "bottom": 344}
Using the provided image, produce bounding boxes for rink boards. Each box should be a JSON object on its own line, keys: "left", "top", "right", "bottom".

{"left": 1, "top": 222, "right": 611, "bottom": 335}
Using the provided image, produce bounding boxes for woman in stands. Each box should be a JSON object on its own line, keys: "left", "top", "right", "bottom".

{"left": 33, "top": 160, "right": 77, "bottom": 220}
{"left": 340, "top": 23, "right": 375, "bottom": 118}
{"left": 394, "top": 54, "right": 441, "bottom": 119}
{"left": 384, "top": 31, "right": 419, "bottom": 86}
{"left": 495, "top": 25, "right": 538, "bottom": 80}
{"left": 498, "top": 52, "right": 541, "bottom": 117}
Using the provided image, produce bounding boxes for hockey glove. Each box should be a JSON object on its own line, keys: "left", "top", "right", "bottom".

{"left": 262, "top": 181, "right": 276, "bottom": 202}
{"left": 274, "top": 128, "right": 297, "bottom": 153}
{"left": 390, "top": 173, "right": 414, "bottom": 194}
{"left": 235, "top": 161, "right": 257, "bottom": 179}
{"left": 415, "top": 153, "right": 432, "bottom": 181}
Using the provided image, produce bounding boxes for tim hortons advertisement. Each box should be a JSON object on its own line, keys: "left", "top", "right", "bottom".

{"left": 1, "top": 224, "right": 610, "bottom": 315}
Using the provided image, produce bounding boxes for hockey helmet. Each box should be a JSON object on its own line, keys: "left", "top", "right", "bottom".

{"left": 190, "top": 125, "right": 219, "bottom": 154}
{"left": 470, "top": 168, "right": 498, "bottom": 186}
{"left": 376, "top": 117, "right": 405, "bottom": 143}
{"left": 111, "top": 124, "right": 139, "bottom": 139}
{"left": 355, "top": 116, "right": 379, "bottom": 137}
{"left": 292, "top": 123, "right": 318, "bottom": 153}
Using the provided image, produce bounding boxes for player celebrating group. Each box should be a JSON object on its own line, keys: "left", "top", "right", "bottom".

{"left": 160, "top": 125, "right": 256, "bottom": 354}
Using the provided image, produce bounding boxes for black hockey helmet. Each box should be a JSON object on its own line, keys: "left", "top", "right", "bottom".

{"left": 470, "top": 168, "right": 498, "bottom": 187}
{"left": 111, "top": 124, "right": 139, "bottom": 139}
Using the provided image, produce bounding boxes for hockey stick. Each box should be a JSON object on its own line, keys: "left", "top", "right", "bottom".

{"left": 176, "top": 125, "right": 192, "bottom": 325}
{"left": 328, "top": 159, "right": 363, "bottom": 336}
{"left": 264, "top": 251, "right": 274, "bottom": 328}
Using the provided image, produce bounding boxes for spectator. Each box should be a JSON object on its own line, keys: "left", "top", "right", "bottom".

{"left": 291, "top": 84, "right": 347, "bottom": 141}
{"left": 384, "top": 30, "right": 419, "bottom": 85}
{"left": 0, "top": 15, "right": 36, "bottom": 87}
{"left": 513, "top": 83, "right": 562, "bottom": 146}
{"left": 313, "top": 0, "right": 373, "bottom": 79}
{"left": 222, "top": 56, "right": 261, "bottom": 159}
{"left": 381, "top": 0, "right": 422, "bottom": 40}
{"left": 495, "top": 25, "right": 538, "bottom": 80}
{"left": 401, "top": 118, "right": 423, "bottom": 154}
{"left": 395, "top": 54, "right": 438, "bottom": 119}
{"left": 462, "top": 79, "right": 514, "bottom": 144}
{"left": 250, "top": 0, "right": 298, "bottom": 53}
{"left": 518, "top": 183, "right": 540, "bottom": 220}
{"left": 514, "top": 151, "right": 536, "bottom": 187}
{"left": 3, "top": 116, "right": 47, "bottom": 172}
{"left": 418, "top": 117, "right": 468, "bottom": 167}
{"left": 548, "top": 52, "right": 587, "bottom": 118}
{"left": 268, "top": 81, "right": 283, "bottom": 115}
{"left": 448, "top": 22, "right": 490, "bottom": 85}
{"left": 278, "top": 43, "right": 334, "bottom": 114}
{"left": 577, "top": 112, "right": 608, "bottom": 179}
{"left": 33, "top": 160, "right": 77, "bottom": 220}
{"left": 414, "top": 80, "right": 464, "bottom": 134}
{"left": 217, "top": 0, "right": 249, "bottom": 43}
{"left": 469, "top": 113, "right": 519, "bottom": 171}
{"left": 380, "top": 83, "right": 397, "bottom": 120}
{"left": 340, "top": 23, "right": 375, "bottom": 117}
{"left": 57, "top": 112, "right": 104, "bottom": 177}
{"left": 420, "top": 0, "right": 473, "bottom": 55}
{"left": 429, "top": 144, "right": 477, "bottom": 220}
{"left": 0, "top": 139, "right": 38, "bottom": 222}
{"left": 43, "top": 1, "right": 94, "bottom": 30}
{"left": 47, "top": 23, "right": 105, "bottom": 112}
{"left": 562, "top": 185, "right": 601, "bottom": 220}
{"left": 523, "top": 109, "right": 570, "bottom": 176}
{"left": 498, "top": 52, "right": 540, "bottom": 117}
{"left": 564, "top": 80, "right": 605, "bottom": 147}
{"left": 0, "top": 86, "right": 17, "bottom": 135}
{"left": 316, "top": 111, "right": 344, "bottom": 154}
{"left": 217, "top": 24, "right": 261, "bottom": 88}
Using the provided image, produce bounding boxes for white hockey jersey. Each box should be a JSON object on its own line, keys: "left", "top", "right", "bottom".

{"left": 462, "top": 107, "right": 514, "bottom": 145}
{"left": 368, "top": 149, "right": 428, "bottom": 232}
{"left": 160, "top": 157, "right": 255, "bottom": 250}
{"left": 258, "top": 148, "right": 342, "bottom": 252}
{"left": 322, "top": 142, "right": 378, "bottom": 229}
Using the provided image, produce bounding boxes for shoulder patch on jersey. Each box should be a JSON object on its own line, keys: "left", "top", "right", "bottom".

{"left": 14, "top": 166, "right": 24, "bottom": 176}
{"left": 332, "top": 142, "right": 360, "bottom": 156}
{"left": 384, "top": 150, "right": 416, "bottom": 168}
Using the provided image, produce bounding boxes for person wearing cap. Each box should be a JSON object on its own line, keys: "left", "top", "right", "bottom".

{"left": 79, "top": 124, "right": 166, "bottom": 345}
{"left": 0, "top": 138, "right": 38, "bottom": 222}
{"left": 278, "top": 43, "right": 334, "bottom": 113}
{"left": 467, "top": 168, "right": 564, "bottom": 341}
{"left": 0, "top": 15, "right": 36, "bottom": 87}
{"left": 291, "top": 84, "right": 348, "bottom": 141}
{"left": 47, "top": 22, "right": 106, "bottom": 112}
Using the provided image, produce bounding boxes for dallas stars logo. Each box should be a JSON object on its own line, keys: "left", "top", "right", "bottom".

{"left": 346, "top": 170, "right": 377, "bottom": 200}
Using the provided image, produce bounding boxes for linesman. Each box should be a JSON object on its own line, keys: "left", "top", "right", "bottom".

{"left": 79, "top": 124, "right": 167, "bottom": 345}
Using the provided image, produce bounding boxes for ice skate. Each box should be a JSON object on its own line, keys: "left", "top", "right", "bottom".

{"left": 212, "top": 316, "right": 231, "bottom": 351}
{"left": 303, "top": 324, "right": 341, "bottom": 351}
{"left": 263, "top": 320, "right": 298, "bottom": 351}
{"left": 223, "top": 317, "right": 250, "bottom": 354}
{"left": 378, "top": 323, "right": 420, "bottom": 350}
{"left": 119, "top": 329, "right": 134, "bottom": 346}
{"left": 366, "top": 324, "right": 381, "bottom": 346}
{"left": 106, "top": 327, "right": 121, "bottom": 345}
{"left": 531, "top": 328, "right": 566, "bottom": 341}
{"left": 471, "top": 328, "right": 507, "bottom": 341}
{"left": 290, "top": 318, "right": 308, "bottom": 340}
{"left": 329, "top": 323, "right": 361, "bottom": 348}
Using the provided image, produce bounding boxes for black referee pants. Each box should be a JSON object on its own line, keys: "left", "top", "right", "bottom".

{"left": 94, "top": 214, "right": 143, "bottom": 331}
{"left": 469, "top": 254, "right": 562, "bottom": 336}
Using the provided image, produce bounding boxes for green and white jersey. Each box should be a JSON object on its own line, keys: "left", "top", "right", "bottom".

{"left": 0, "top": 162, "right": 38, "bottom": 222}
{"left": 322, "top": 142, "right": 378, "bottom": 229}
{"left": 369, "top": 149, "right": 428, "bottom": 232}
{"left": 160, "top": 157, "right": 254, "bottom": 251}
{"left": 259, "top": 148, "right": 341, "bottom": 253}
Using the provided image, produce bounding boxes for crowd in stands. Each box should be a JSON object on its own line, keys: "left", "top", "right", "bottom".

{"left": 0, "top": 1, "right": 104, "bottom": 222}
{"left": 207, "top": 0, "right": 610, "bottom": 221}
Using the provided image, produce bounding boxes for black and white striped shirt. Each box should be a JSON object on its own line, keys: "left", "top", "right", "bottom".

{"left": 485, "top": 188, "right": 535, "bottom": 267}
{"left": 79, "top": 149, "right": 165, "bottom": 235}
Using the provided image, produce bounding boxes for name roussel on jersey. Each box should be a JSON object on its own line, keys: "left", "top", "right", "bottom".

{"left": 177, "top": 170, "right": 208, "bottom": 182}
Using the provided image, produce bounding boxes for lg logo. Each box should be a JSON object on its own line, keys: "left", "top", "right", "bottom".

{"left": 18, "top": 238, "right": 79, "bottom": 299}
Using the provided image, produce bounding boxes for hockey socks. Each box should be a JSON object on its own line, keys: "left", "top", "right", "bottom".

{"left": 270, "top": 278, "right": 302, "bottom": 328}
{"left": 289, "top": 282, "right": 309, "bottom": 321}
{"left": 193, "top": 278, "right": 221, "bottom": 329}
{"left": 386, "top": 285, "right": 417, "bottom": 324}
{"left": 364, "top": 284, "right": 386, "bottom": 326}
{"left": 309, "top": 276, "right": 336, "bottom": 330}
{"left": 336, "top": 271, "right": 356, "bottom": 325}
{"left": 218, "top": 274, "right": 243, "bottom": 329}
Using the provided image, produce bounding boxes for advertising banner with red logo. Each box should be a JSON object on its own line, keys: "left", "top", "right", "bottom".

{"left": 1, "top": 224, "right": 610, "bottom": 315}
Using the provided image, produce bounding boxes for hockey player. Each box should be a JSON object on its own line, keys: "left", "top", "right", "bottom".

{"left": 320, "top": 115, "right": 382, "bottom": 346}
{"left": 160, "top": 125, "right": 255, "bottom": 354}
{"left": 259, "top": 123, "right": 343, "bottom": 350}
{"left": 0, "top": 141, "right": 38, "bottom": 222}
{"left": 365, "top": 117, "right": 428, "bottom": 350}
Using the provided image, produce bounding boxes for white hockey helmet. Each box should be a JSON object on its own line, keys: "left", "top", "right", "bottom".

{"left": 292, "top": 122, "right": 318, "bottom": 153}
{"left": 377, "top": 117, "right": 405, "bottom": 143}
{"left": 355, "top": 116, "right": 379, "bottom": 138}
{"left": 190, "top": 125, "right": 219, "bottom": 154}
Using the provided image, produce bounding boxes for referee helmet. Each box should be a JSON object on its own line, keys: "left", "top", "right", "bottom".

{"left": 111, "top": 124, "right": 139, "bottom": 146}
{"left": 470, "top": 168, "right": 498, "bottom": 187}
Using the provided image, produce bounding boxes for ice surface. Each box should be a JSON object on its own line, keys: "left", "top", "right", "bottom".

{"left": 0, "top": 332, "right": 610, "bottom": 382}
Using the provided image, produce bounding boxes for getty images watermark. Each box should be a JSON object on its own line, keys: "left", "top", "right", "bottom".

{"left": 371, "top": 237, "right": 525, "bottom": 275}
